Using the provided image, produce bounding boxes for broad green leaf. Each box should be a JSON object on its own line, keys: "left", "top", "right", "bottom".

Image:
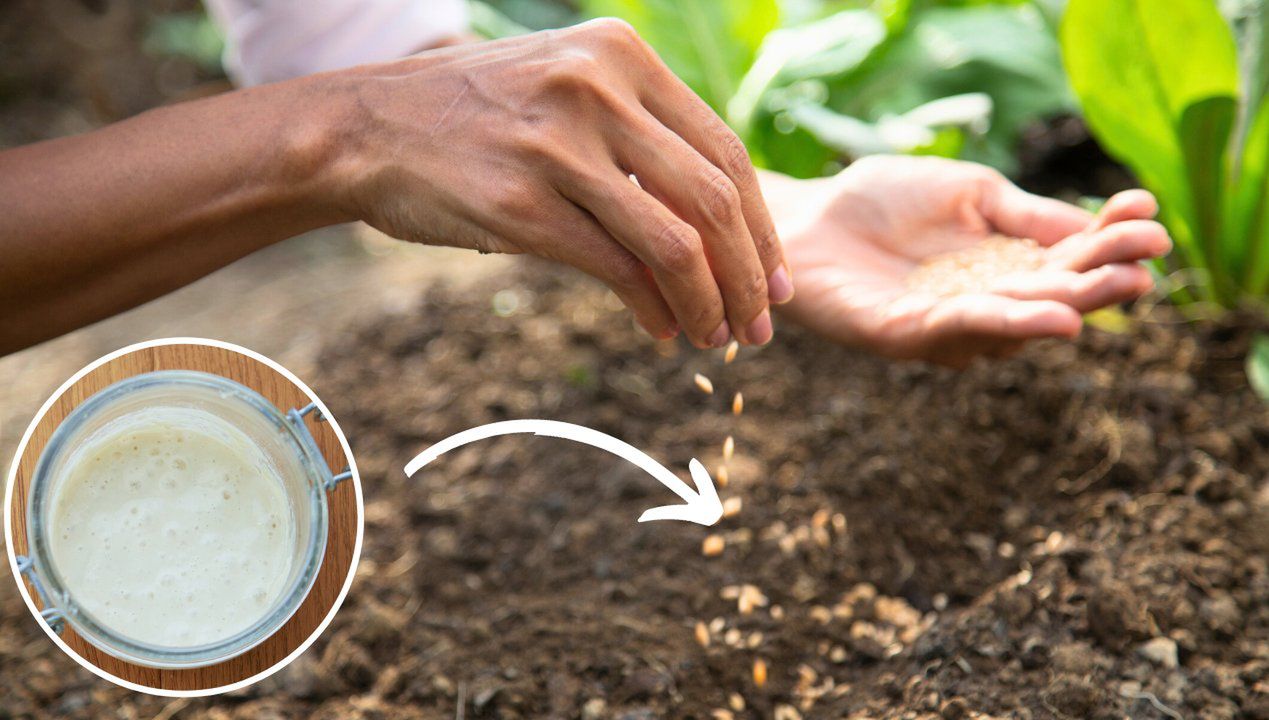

{"left": 467, "top": 1, "right": 533, "bottom": 38}
{"left": 1247, "top": 332, "right": 1269, "bottom": 403}
{"left": 580, "top": 0, "right": 779, "bottom": 111}
{"left": 1061, "top": 0, "right": 1239, "bottom": 295}
{"left": 1179, "top": 96, "right": 1237, "bottom": 302}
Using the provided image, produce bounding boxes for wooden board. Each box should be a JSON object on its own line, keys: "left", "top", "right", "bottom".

{"left": 7, "top": 343, "right": 358, "bottom": 691}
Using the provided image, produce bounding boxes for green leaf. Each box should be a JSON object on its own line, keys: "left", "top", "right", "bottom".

{"left": 1247, "top": 332, "right": 1269, "bottom": 403}
{"left": 1061, "top": 0, "right": 1239, "bottom": 301}
{"left": 1179, "top": 96, "right": 1237, "bottom": 302}
{"left": 579, "top": 0, "right": 779, "bottom": 111}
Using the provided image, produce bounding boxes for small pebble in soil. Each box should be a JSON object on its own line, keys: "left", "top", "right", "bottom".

{"left": 906, "top": 234, "right": 1045, "bottom": 297}
{"left": 702, "top": 534, "right": 725, "bottom": 557}
{"left": 694, "top": 373, "right": 714, "bottom": 394}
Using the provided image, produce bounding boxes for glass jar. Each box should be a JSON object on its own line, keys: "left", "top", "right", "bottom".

{"left": 18, "top": 370, "right": 348, "bottom": 669}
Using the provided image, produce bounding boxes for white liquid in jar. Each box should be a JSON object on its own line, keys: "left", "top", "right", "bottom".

{"left": 47, "top": 406, "right": 297, "bottom": 648}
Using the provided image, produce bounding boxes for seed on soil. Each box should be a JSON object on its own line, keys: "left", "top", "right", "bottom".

{"left": 770, "top": 604, "right": 785, "bottom": 620}
{"left": 702, "top": 534, "right": 725, "bottom": 557}
{"left": 746, "top": 631, "right": 764, "bottom": 648}
{"left": 732, "top": 392, "right": 744, "bottom": 415}
{"left": 774, "top": 705, "right": 801, "bottom": 720}
{"left": 723, "top": 435, "right": 735, "bottom": 460}
{"left": 905, "top": 234, "right": 1045, "bottom": 297}
{"left": 729, "top": 693, "right": 745, "bottom": 712}
{"left": 694, "top": 621, "right": 711, "bottom": 648}
{"left": 716, "top": 465, "right": 729, "bottom": 487}
{"left": 753, "top": 658, "right": 768, "bottom": 688}
{"left": 694, "top": 373, "right": 714, "bottom": 394}
{"left": 737, "top": 584, "right": 768, "bottom": 615}
{"left": 724, "top": 627, "right": 742, "bottom": 646}
{"left": 831, "top": 513, "right": 847, "bottom": 534}
{"left": 722, "top": 496, "right": 742, "bottom": 518}
{"left": 811, "top": 509, "right": 830, "bottom": 529}
{"left": 724, "top": 340, "right": 739, "bottom": 364}
{"left": 711, "top": 711, "right": 735, "bottom": 720}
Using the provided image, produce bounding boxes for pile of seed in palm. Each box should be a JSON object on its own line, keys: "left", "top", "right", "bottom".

{"left": 906, "top": 235, "right": 1045, "bottom": 297}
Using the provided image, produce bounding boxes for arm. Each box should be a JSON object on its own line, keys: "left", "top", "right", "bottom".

{"left": 0, "top": 77, "right": 346, "bottom": 353}
{"left": 0, "top": 21, "right": 790, "bottom": 355}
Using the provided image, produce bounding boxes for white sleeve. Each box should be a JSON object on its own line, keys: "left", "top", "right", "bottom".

{"left": 204, "top": 0, "right": 469, "bottom": 87}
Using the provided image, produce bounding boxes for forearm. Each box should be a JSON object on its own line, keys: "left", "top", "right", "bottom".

{"left": 0, "top": 74, "right": 355, "bottom": 353}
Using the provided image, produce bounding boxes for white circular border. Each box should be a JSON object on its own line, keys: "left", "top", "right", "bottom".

{"left": 3, "top": 337, "right": 365, "bottom": 697}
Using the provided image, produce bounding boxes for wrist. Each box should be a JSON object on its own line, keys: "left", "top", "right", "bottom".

{"left": 272, "top": 71, "right": 371, "bottom": 226}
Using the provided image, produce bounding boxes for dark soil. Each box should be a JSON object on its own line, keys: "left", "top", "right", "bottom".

{"left": 5, "top": 264, "right": 1267, "bottom": 719}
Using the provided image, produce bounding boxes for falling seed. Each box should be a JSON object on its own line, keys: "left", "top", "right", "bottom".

{"left": 724, "top": 340, "right": 739, "bottom": 364}
{"left": 723, "top": 435, "right": 735, "bottom": 461}
{"left": 728, "top": 693, "right": 745, "bottom": 712}
{"left": 716, "top": 465, "right": 729, "bottom": 487}
{"left": 695, "top": 621, "right": 711, "bottom": 648}
{"left": 722, "top": 497, "right": 742, "bottom": 518}
{"left": 694, "top": 373, "right": 714, "bottom": 394}
{"left": 702, "top": 534, "right": 725, "bottom": 557}
{"left": 732, "top": 392, "right": 744, "bottom": 415}
{"left": 753, "top": 658, "right": 768, "bottom": 688}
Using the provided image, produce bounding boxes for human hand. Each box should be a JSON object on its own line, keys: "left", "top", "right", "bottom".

{"left": 322, "top": 19, "right": 791, "bottom": 347}
{"left": 766, "top": 155, "right": 1171, "bottom": 368}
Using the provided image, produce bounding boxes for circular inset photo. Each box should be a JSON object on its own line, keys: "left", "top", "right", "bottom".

{"left": 4, "top": 338, "right": 362, "bottom": 695}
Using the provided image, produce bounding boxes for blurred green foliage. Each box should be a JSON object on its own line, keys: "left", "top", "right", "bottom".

{"left": 564, "top": 0, "right": 1072, "bottom": 177}
{"left": 144, "top": 11, "right": 224, "bottom": 73}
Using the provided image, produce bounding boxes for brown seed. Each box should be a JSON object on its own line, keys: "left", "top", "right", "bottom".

{"left": 702, "top": 534, "right": 725, "bottom": 557}
{"left": 694, "top": 373, "right": 714, "bottom": 394}
{"left": 716, "top": 465, "right": 729, "bottom": 487}
{"left": 722, "top": 496, "right": 742, "bottom": 518}
{"left": 694, "top": 621, "right": 711, "bottom": 648}
{"left": 732, "top": 392, "right": 744, "bottom": 415}
{"left": 724, "top": 340, "right": 739, "bottom": 364}
{"left": 753, "top": 658, "right": 768, "bottom": 687}
{"left": 723, "top": 435, "right": 735, "bottom": 461}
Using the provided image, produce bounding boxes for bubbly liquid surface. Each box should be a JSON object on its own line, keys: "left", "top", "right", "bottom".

{"left": 48, "top": 407, "right": 296, "bottom": 648}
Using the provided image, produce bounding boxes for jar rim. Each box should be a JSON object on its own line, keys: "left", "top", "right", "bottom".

{"left": 26, "top": 370, "right": 330, "bottom": 669}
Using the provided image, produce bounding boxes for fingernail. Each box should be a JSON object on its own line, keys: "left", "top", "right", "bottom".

{"left": 745, "top": 310, "right": 773, "bottom": 346}
{"left": 659, "top": 322, "right": 680, "bottom": 340}
{"left": 706, "top": 321, "right": 731, "bottom": 348}
{"left": 768, "top": 266, "right": 794, "bottom": 304}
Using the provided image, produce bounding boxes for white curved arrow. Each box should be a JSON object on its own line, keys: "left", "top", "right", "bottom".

{"left": 403, "top": 419, "right": 722, "bottom": 526}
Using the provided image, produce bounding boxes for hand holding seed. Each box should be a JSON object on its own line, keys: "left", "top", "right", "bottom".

{"left": 765, "top": 155, "right": 1172, "bottom": 368}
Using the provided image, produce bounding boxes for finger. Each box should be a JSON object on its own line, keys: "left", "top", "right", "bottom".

{"left": 1085, "top": 189, "right": 1159, "bottom": 233}
{"left": 989, "top": 264, "right": 1155, "bottom": 313}
{"left": 924, "top": 294, "right": 1083, "bottom": 345}
{"left": 538, "top": 200, "right": 679, "bottom": 339}
{"left": 612, "top": 110, "right": 773, "bottom": 345}
{"left": 980, "top": 180, "right": 1092, "bottom": 245}
{"left": 558, "top": 168, "right": 730, "bottom": 348}
{"left": 635, "top": 59, "right": 790, "bottom": 304}
{"left": 1046, "top": 219, "right": 1172, "bottom": 272}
